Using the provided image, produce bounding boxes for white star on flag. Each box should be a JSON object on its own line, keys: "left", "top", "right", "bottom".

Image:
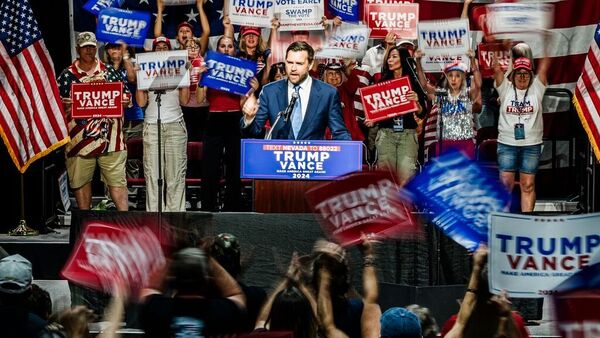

{"left": 139, "top": 0, "right": 149, "bottom": 4}
{"left": 185, "top": 8, "right": 198, "bottom": 22}
{"left": 216, "top": 9, "right": 223, "bottom": 19}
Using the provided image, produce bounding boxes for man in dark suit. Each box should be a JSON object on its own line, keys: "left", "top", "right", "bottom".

{"left": 241, "top": 41, "right": 351, "bottom": 140}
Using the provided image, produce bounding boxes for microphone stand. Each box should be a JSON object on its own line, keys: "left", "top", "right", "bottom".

{"left": 265, "top": 92, "right": 298, "bottom": 140}
{"left": 435, "top": 88, "right": 447, "bottom": 158}
{"left": 152, "top": 89, "right": 166, "bottom": 233}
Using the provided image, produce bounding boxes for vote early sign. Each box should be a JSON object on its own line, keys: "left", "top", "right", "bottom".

{"left": 359, "top": 76, "right": 418, "bottom": 123}
{"left": 71, "top": 82, "right": 123, "bottom": 119}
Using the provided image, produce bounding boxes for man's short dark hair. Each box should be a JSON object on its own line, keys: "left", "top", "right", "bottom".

{"left": 286, "top": 41, "right": 314, "bottom": 64}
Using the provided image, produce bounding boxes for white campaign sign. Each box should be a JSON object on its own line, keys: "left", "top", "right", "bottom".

{"left": 136, "top": 50, "right": 190, "bottom": 91}
{"left": 418, "top": 18, "right": 470, "bottom": 72}
{"left": 316, "top": 23, "right": 370, "bottom": 60}
{"left": 488, "top": 212, "right": 600, "bottom": 298}
{"left": 228, "top": 0, "right": 275, "bottom": 28}
{"left": 486, "top": 3, "right": 554, "bottom": 39}
{"left": 275, "top": 0, "right": 324, "bottom": 31}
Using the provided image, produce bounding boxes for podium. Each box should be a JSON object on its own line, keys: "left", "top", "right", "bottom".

{"left": 241, "top": 139, "right": 363, "bottom": 213}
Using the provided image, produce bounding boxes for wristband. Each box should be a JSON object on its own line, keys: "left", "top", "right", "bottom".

{"left": 466, "top": 288, "right": 477, "bottom": 293}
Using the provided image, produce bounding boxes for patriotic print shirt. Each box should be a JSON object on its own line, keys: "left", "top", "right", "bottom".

{"left": 57, "top": 60, "right": 129, "bottom": 157}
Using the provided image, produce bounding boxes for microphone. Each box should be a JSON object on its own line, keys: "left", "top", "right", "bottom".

{"left": 282, "top": 91, "right": 299, "bottom": 122}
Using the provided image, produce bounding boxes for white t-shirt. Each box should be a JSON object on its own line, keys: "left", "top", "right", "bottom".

{"left": 144, "top": 89, "right": 184, "bottom": 124}
{"left": 495, "top": 76, "right": 546, "bottom": 146}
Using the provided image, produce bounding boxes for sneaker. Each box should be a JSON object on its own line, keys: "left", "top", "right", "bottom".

{"left": 92, "top": 200, "right": 108, "bottom": 210}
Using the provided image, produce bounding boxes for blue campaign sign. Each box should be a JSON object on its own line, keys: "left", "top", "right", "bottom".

{"left": 83, "top": 0, "right": 125, "bottom": 16}
{"left": 405, "top": 150, "right": 511, "bottom": 252}
{"left": 200, "top": 51, "right": 258, "bottom": 95}
{"left": 241, "top": 139, "right": 363, "bottom": 180}
{"left": 96, "top": 8, "right": 151, "bottom": 47}
{"left": 328, "top": 0, "right": 359, "bottom": 22}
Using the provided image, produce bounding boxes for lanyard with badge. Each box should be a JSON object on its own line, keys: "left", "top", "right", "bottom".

{"left": 513, "top": 85, "right": 529, "bottom": 140}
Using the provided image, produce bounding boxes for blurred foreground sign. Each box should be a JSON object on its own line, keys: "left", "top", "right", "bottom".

{"left": 306, "top": 170, "right": 420, "bottom": 246}
{"left": 62, "top": 222, "right": 166, "bottom": 297}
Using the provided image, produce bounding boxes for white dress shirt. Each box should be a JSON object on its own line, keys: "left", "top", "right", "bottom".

{"left": 287, "top": 75, "right": 312, "bottom": 121}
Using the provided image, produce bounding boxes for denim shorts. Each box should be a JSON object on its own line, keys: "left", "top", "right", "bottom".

{"left": 497, "top": 143, "right": 542, "bottom": 174}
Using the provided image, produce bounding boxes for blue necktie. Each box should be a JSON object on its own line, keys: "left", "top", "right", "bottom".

{"left": 291, "top": 85, "right": 302, "bottom": 139}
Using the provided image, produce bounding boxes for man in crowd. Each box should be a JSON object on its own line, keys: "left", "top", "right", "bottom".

{"left": 57, "top": 32, "right": 130, "bottom": 211}
{"left": 241, "top": 41, "right": 351, "bottom": 140}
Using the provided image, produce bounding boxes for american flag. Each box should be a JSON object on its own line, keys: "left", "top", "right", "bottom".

{"left": 573, "top": 22, "right": 600, "bottom": 162}
{"left": 0, "top": 0, "right": 69, "bottom": 173}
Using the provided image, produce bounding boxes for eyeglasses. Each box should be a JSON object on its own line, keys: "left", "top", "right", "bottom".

{"left": 515, "top": 72, "right": 531, "bottom": 78}
{"left": 186, "top": 45, "right": 199, "bottom": 50}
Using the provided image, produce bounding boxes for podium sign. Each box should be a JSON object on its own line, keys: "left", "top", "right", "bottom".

{"left": 241, "top": 139, "right": 363, "bottom": 180}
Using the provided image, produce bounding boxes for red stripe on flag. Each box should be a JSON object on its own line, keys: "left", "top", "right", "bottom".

{"left": 33, "top": 42, "right": 68, "bottom": 142}
{"left": 0, "top": 52, "right": 34, "bottom": 158}
{"left": 0, "top": 88, "right": 25, "bottom": 167}
{"left": 22, "top": 47, "right": 53, "bottom": 151}
{"left": 579, "top": 64, "right": 600, "bottom": 148}
{"left": 574, "top": 88, "right": 600, "bottom": 155}
{"left": 542, "top": 54, "right": 588, "bottom": 85}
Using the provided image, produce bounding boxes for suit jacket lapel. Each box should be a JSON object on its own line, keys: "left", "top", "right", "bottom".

{"left": 299, "top": 81, "right": 321, "bottom": 138}
{"left": 273, "top": 80, "right": 290, "bottom": 139}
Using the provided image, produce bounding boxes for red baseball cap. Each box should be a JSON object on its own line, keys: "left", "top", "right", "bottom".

{"left": 240, "top": 26, "right": 261, "bottom": 37}
{"left": 513, "top": 57, "right": 532, "bottom": 71}
{"left": 177, "top": 21, "right": 193, "bottom": 32}
{"left": 152, "top": 36, "right": 172, "bottom": 50}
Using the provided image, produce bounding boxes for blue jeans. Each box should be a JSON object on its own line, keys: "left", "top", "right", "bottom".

{"left": 497, "top": 143, "right": 542, "bottom": 174}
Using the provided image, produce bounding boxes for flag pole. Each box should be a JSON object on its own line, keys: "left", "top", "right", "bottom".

{"left": 8, "top": 173, "right": 38, "bottom": 236}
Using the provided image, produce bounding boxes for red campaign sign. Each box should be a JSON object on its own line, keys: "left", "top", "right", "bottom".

{"left": 364, "top": 3, "right": 419, "bottom": 39}
{"left": 553, "top": 290, "right": 600, "bottom": 338}
{"left": 478, "top": 42, "right": 512, "bottom": 78}
{"left": 359, "top": 76, "right": 418, "bottom": 123}
{"left": 305, "top": 170, "right": 421, "bottom": 247}
{"left": 71, "top": 82, "right": 123, "bottom": 119}
{"left": 61, "top": 222, "right": 166, "bottom": 298}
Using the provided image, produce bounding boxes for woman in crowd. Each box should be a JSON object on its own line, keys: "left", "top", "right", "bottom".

{"left": 493, "top": 40, "right": 549, "bottom": 212}
{"left": 197, "top": 35, "right": 259, "bottom": 211}
{"left": 136, "top": 37, "right": 190, "bottom": 212}
{"left": 415, "top": 49, "right": 482, "bottom": 159}
{"left": 154, "top": 0, "right": 209, "bottom": 53}
{"left": 223, "top": 15, "right": 273, "bottom": 87}
{"left": 268, "top": 62, "right": 286, "bottom": 83}
{"left": 322, "top": 61, "right": 365, "bottom": 141}
{"left": 155, "top": 0, "right": 210, "bottom": 142}
{"left": 365, "top": 38, "right": 426, "bottom": 185}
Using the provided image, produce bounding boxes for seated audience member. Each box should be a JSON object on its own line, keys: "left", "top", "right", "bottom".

{"left": 380, "top": 307, "right": 422, "bottom": 338}
{"left": 316, "top": 235, "right": 381, "bottom": 338}
{"left": 254, "top": 252, "right": 318, "bottom": 338}
{"left": 441, "top": 245, "right": 530, "bottom": 338}
{"left": 140, "top": 247, "right": 246, "bottom": 337}
{"left": 0, "top": 254, "right": 54, "bottom": 338}
{"left": 406, "top": 304, "right": 439, "bottom": 338}
{"left": 210, "top": 233, "right": 267, "bottom": 332}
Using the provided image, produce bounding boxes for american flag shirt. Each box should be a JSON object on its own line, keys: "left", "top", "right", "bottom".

{"left": 57, "top": 60, "right": 129, "bottom": 158}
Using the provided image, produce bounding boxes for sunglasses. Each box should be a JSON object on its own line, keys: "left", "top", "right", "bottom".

{"left": 515, "top": 71, "right": 531, "bottom": 78}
